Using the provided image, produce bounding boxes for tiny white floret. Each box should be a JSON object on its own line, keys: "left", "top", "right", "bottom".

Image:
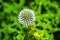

{"left": 18, "top": 8, "right": 35, "bottom": 26}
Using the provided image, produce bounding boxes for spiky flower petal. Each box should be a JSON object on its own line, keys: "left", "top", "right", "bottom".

{"left": 18, "top": 8, "right": 35, "bottom": 26}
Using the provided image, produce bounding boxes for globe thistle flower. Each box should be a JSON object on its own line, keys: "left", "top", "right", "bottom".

{"left": 18, "top": 8, "right": 35, "bottom": 26}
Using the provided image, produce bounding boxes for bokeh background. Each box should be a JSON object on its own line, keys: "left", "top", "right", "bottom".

{"left": 0, "top": 0, "right": 60, "bottom": 40}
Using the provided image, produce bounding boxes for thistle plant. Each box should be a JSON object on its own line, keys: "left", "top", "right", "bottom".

{"left": 18, "top": 8, "right": 35, "bottom": 26}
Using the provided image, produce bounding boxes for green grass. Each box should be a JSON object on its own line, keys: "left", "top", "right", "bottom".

{"left": 0, "top": 0, "right": 60, "bottom": 40}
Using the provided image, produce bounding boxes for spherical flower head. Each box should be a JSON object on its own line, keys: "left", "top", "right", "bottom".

{"left": 18, "top": 8, "right": 35, "bottom": 26}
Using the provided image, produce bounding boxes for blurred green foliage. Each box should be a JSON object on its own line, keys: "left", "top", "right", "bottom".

{"left": 0, "top": 0, "right": 60, "bottom": 40}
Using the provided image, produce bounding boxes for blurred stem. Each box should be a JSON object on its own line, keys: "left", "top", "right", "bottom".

{"left": 24, "top": 23, "right": 35, "bottom": 40}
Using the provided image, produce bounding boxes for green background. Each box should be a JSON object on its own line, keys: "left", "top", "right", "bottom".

{"left": 0, "top": 0, "right": 60, "bottom": 40}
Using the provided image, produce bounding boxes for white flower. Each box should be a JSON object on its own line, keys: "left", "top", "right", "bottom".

{"left": 18, "top": 8, "right": 35, "bottom": 26}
